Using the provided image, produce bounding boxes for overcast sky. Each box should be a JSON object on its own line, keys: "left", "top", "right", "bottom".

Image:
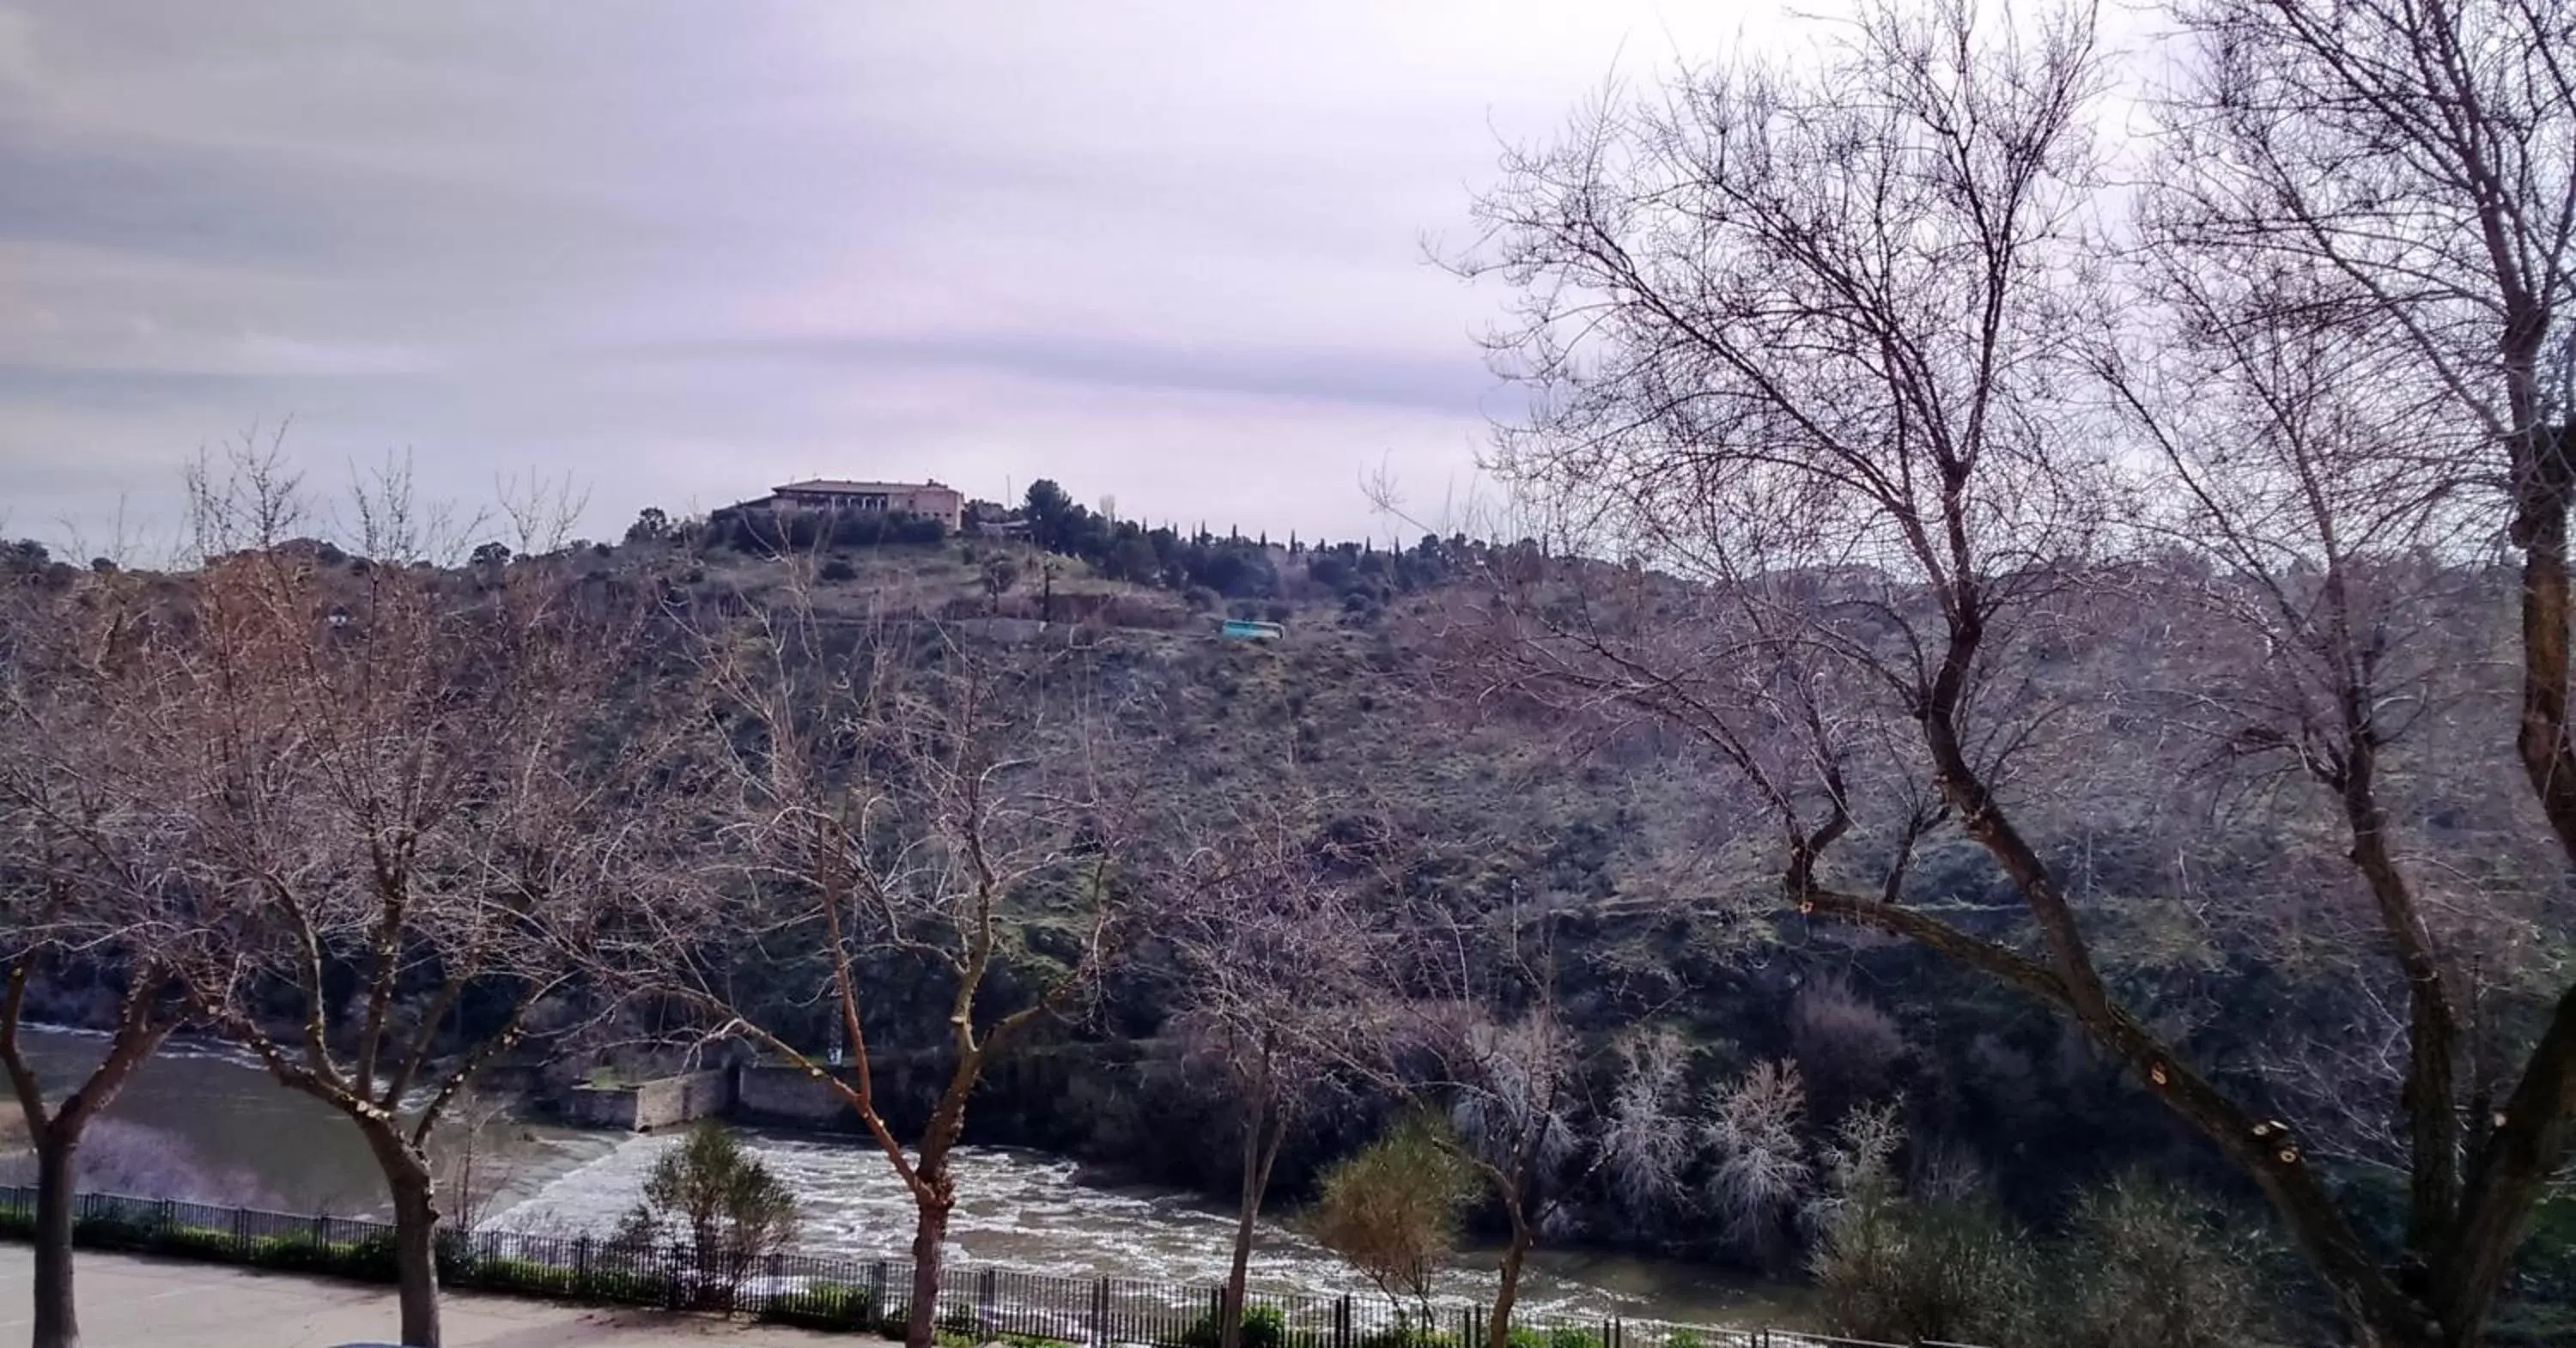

{"left": 1, "top": 2, "right": 1811, "bottom": 556}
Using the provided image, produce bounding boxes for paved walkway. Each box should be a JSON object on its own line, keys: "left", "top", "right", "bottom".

{"left": 0, "top": 1247, "right": 840, "bottom": 1347}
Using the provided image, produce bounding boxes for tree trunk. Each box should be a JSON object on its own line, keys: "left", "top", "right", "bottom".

{"left": 1221, "top": 1102, "right": 1286, "bottom": 1348}
{"left": 3, "top": 979, "right": 173, "bottom": 1348}
{"left": 1486, "top": 1218, "right": 1531, "bottom": 1348}
{"left": 903, "top": 1055, "right": 978, "bottom": 1348}
{"left": 1220, "top": 1176, "right": 1259, "bottom": 1348}
{"left": 906, "top": 1195, "right": 952, "bottom": 1348}
{"left": 363, "top": 1126, "right": 443, "bottom": 1348}
{"left": 30, "top": 1127, "right": 81, "bottom": 1348}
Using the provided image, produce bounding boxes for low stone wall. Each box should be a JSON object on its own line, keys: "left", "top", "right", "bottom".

{"left": 635, "top": 1069, "right": 733, "bottom": 1130}
{"left": 557, "top": 1042, "right": 1137, "bottom": 1142}
{"left": 560, "top": 1083, "right": 641, "bottom": 1130}
{"left": 730, "top": 1062, "right": 864, "bottom": 1128}
{"left": 560, "top": 1068, "right": 734, "bottom": 1132}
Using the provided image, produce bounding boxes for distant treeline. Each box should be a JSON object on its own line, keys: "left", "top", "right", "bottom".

{"left": 641, "top": 478, "right": 1536, "bottom": 616}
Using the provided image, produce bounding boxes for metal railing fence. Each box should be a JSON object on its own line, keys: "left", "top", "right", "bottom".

{"left": 0, "top": 1185, "right": 1972, "bottom": 1348}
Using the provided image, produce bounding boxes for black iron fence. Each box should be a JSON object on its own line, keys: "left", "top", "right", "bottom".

{"left": 0, "top": 1184, "right": 1968, "bottom": 1348}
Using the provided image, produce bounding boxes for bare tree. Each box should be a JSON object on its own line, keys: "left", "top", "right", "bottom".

{"left": 1702, "top": 1060, "right": 1814, "bottom": 1266}
{"left": 1453, "top": 0, "right": 2576, "bottom": 1339}
{"left": 153, "top": 446, "right": 654, "bottom": 1348}
{"left": 1595, "top": 1024, "right": 1694, "bottom": 1224}
{"left": 0, "top": 565, "right": 191, "bottom": 1348}
{"left": 1321, "top": 898, "right": 1687, "bottom": 1348}
{"left": 635, "top": 586, "right": 1123, "bottom": 1348}
{"left": 2097, "top": 190, "right": 2567, "bottom": 1315}
{"left": 1785, "top": 978, "right": 1910, "bottom": 1125}
{"left": 2146, "top": 3, "right": 2576, "bottom": 1339}
{"left": 1442, "top": 1000, "right": 1581, "bottom": 1348}
{"left": 430, "top": 1084, "right": 523, "bottom": 1236}
{"left": 1157, "top": 792, "right": 1370, "bottom": 1348}
{"left": 1445, "top": 0, "right": 2547, "bottom": 1343}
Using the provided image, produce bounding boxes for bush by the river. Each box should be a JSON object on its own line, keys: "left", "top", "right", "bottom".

{"left": 1308, "top": 1115, "right": 1474, "bottom": 1316}
{"left": 1811, "top": 1142, "right": 2279, "bottom": 1348}
{"left": 611, "top": 1120, "right": 800, "bottom": 1302}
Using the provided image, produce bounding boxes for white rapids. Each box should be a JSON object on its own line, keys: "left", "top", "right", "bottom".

{"left": 486, "top": 1130, "right": 1700, "bottom": 1324}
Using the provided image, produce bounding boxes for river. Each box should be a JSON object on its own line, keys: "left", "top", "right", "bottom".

{"left": 5, "top": 1028, "right": 1797, "bottom": 1327}
{"left": 0, "top": 1025, "right": 611, "bottom": 1217}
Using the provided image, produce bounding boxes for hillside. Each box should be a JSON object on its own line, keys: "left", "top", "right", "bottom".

{"left": 582, "top": 515, "right": 2558, "bottom": 1206}
{"left": 8, "top": 507, "right": 2570, "bottom": 1340}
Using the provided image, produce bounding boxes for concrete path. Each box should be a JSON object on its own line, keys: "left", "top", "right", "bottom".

{"left": 0, "top": 1247, "right": 841, "bottom": 1347}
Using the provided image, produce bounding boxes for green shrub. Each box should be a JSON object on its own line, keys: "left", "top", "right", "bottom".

{"left": 2055, "top": 1173, "right": 2276, "bottom": 1348}
{"left": 453, "top": 1236, "right": 655, "bottom": 1297}
{"left": 584, "top": 1267, "right": 673, "bottom": 1305}
{"left": 332, "top": 1231, "right": 402, "bottom": 1283}
{"left": 1811, "top": 1191, "right": 2039, "bottom": 1346}
{"left": 1354, "top": 1327, "right": 1456, "bottom": 1348}
{"left": 1662, "top": 1331, "right": 1705, "bottom": 1348}
{"left": 1309, "top": 1117, "right": 1473, "bottom": 1315}
{"left": 244, "top": 1233, "right": 333, "bottom": 1273}
{"left": 1806, "top": 1102, "right": 2038, "bottom": 1347}
{"left": 1182, "top": 1302, "right": 1293, "bottom": 1348}
{"left": 463, "top": 1254, "right": 581, "bottom": 1297}
{"left": 71, "top": 1211, "right": 155, "bottom": 1251}
{"left": 144, "top": 1224, "right": 240, "bottom": 1261}
{"left": 1505, "top": 1328, "right": 1599, "bottom": 1348}
{"left": 615, "top": 1120, "right": 800, "bottom": 1308}
{"left": 761, "top": 1281, "right": 880, "bottom": 1332}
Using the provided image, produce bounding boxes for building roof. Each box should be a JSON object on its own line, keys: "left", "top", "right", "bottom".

{"left": 773, "top": 478, "right": 957, "bottom": 495}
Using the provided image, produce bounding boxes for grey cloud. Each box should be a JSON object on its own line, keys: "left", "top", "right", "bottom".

{"left": 0, "top": 0, "right": 1777, "bottom": 550}
{"left": 617, "top": 332, "right": 1497, "bottom": 417}
{"left": 0, "top": 138, "right": 490, "bottom": 270}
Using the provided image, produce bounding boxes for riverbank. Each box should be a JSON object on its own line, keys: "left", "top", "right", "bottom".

{"left": 494, "top": 1128, "right": 1811, "bottom": 1329}
{"left": 0, "top": 1183, "right": 1836, "bottom": 1348}
{"left": 0, "top": 1245, "right": 835, "bottom": 1347}
{"left": 1, "top": 1026, "right": 1806, "bottom": 1330}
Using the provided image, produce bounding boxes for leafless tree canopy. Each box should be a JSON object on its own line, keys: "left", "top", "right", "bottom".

{"left": 1148, "top": 787, "right": 1384, "bottom": 1348}
{"left": 0, "top": 543, "right": 197, "bottom": 1348}
{"left": 130, "top": 445, "right": 661, "bottom": 1348}
{"left": 1452, "top": 1, "right": 2576, "bottom": 1344}
{"left": 623, "top": 583, "right": 1127, "bottom": 1348}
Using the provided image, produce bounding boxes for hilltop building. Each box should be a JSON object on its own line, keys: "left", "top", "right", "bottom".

{"left": 758, "top": 479, "right": 964, "bottom": 532}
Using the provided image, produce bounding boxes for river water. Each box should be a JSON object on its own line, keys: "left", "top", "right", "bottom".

{"left": 485, "top": 1132, "right": 1783, "bottom": 1324}
{"left": 3, "top": 1025, "right": 611, "bottom": 1217}
{"left": 9, "top": 1028, "right": 1791, "bottom": 1327}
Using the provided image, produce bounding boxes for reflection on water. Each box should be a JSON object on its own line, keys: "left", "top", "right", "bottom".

{"left": 5, "top": 1025, "right": 609, "bottom": 1218}
{"left": 492, "top": 1132, "right": 1784, "bottom": 1326}
{"left": 11, "top": 1025, "right": 387, "bottom": 1213}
